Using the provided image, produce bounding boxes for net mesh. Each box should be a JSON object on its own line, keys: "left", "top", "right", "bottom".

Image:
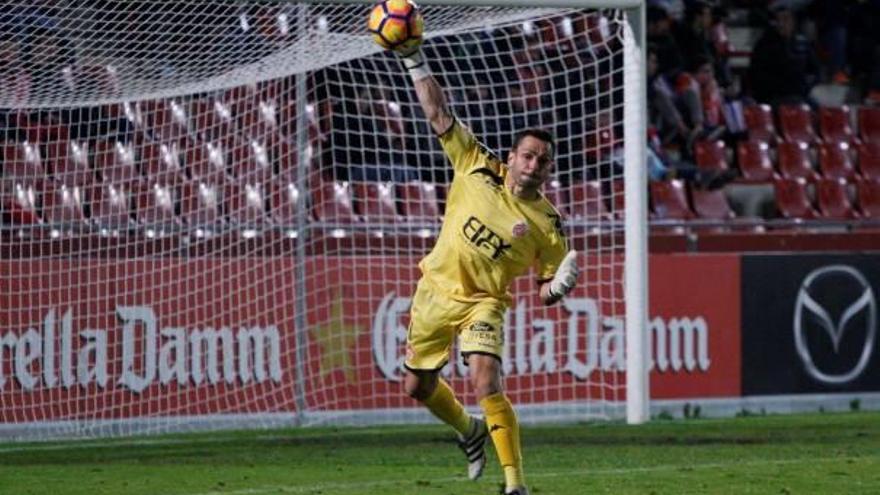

{"left": 0, "top": 1, "right": 633, "bottom": 441}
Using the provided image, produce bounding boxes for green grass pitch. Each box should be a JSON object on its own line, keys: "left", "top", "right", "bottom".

{"left": 1, "top": 411, "right": 878, "bottom": 494}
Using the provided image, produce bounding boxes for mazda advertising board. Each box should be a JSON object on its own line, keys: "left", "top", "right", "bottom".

{"left": 742, "top": 255, "right": 880, "bottom": 395}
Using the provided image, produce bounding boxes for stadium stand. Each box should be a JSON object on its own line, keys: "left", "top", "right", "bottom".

{"left": 311, "top": 180, "right": 359, "bottom": 224}
{"left": 353, "top": 181, "right": 402, "bottom": 224}
{"left": 859, "top": 106, "right": 880, "bottom": 144}
{"left": 773, "top": 177, "right": 818, "bottom": 221}
{"left": 857, "top": 178, "right": 880, "bottom": 219}
{"left": 818, "top": 106, "right": 858, "bottom": 145}
{"left": 743, "top": 104, "right": 778, "bottom": 143}
{"left": 566, "top": 180, "right": 613, "bottom": 223}
{"left": 398, "top": 181, "right": 441, "bottom": 224}
{"left": 778, "top": 104, "right": 819, "bottom": 145}
{"left": 816, "top": 177, "right": 860, "bottom": 220}
{"left": 694, "top": 139, "right": 730, "bottom": 173}
{"left": 818, "top": 141, "right": 858, "bottom": 180}
{"left": 650, "top": 179, "right": 694, "bottom": 221}
{"left": 736, "top": 140, "right": 777, "bottom": 183}
{"left": 777, "top": 140, "right": 820, "bottom": 182}
{"left": 859, "top": 141, "right": 880, "bottom": 180}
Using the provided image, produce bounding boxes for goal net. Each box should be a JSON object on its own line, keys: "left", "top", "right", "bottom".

{"left": 0, "top": 0, "right": 646, "bottom": 440}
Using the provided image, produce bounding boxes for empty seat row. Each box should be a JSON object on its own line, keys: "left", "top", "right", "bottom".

{"left": 694, "top": 139, "right": 880, "bottom": 183}
{"left": 0, "top": 179, "right": 445, "bottom": 231}
{"left": 649, "top": 177, "right": 880, "bottom": 227}
{"left": 1, "top": 139, "right": 314, "bottom": 188}
{"left": 743, "top": 103, "right": 880, "bottom": 145}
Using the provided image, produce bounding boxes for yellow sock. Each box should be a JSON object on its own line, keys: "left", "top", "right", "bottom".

{"left": 423, "top": 379, "right": 471, "bottom": 435}
{"left": 480, "top": 392, "right": 524, "bottom": 490}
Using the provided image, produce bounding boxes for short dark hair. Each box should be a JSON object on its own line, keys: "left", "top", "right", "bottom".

{"left": 512, "top": 128, "right": 555, "bottom": 155}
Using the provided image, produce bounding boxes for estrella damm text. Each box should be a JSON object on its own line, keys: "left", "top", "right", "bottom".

{"left": 462, "top": 215, "right": 512, "bottom": 260}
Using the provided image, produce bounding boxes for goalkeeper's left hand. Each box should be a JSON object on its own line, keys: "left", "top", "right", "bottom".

{"left": 396, "top": 42, "right": 425, "bottom": 72}
{"left": 548, "top": 250, "right": 579, "bottom": 299}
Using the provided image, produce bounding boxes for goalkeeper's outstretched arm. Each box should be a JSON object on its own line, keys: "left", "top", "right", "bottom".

{"left": 398, "top": 48, "right": 454, "bottom": 135}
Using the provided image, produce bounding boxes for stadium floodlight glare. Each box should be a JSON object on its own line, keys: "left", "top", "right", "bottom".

{"left": 0, "top": 0, "right": 647, "bottom": 441}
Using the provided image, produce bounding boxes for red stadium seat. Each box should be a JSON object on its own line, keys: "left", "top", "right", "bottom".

{"left": 398, "top": 182, "right": 440, "bottom": 222}
{"left": 398, "top": 181, "right": 441, "bottom": 223}
{"left": 135, "top": 181, "right": 179, "bottom": 227}
{"left": 91, "top": 183, "right": 134, "bottom": 229}
{"left": 269, "top": 178, "right": 303, "bottom": 226}
{"left": 773, "top": 177, "right": 817, "bottom": 220}
{"left": 46, "top": 140, "right": 92, "bottom": 187}
{"left": 818, "top": 106, "right": 857, "bottom": 144}
{"left": 816, "top": 177, "right": 860, "bottom": 220}
{"left": 276, "top": 140, "right": 298, "bottom": 181}
{"left": 186, "top": 141, "right": 229, "bottom": 183}
{"left": 736, "top": 140, "right": 777, "bottom": 183}
{"left": 691, "top": 188, "right": 735, "bottom": 221}
{"left": 778, "top": 104, "right": 818, "bottom": 144}
{"left": 141, "top": 141, "right": 185, "bottom": 186}
{"left": 858, "top": 141, "right": 880, "bottom": 180}
{"left": 146, "top": 99, "right": 191, "bottom": 142}
{"left": 858, "top": 106, "right": 880, "bottom": 144}
{"left": 239, "top": 98, "right": 280, "bottom": 146}
{"left": 226, "top": 181, "right": 270, "bottom": 227}
{"left": 115, "top": 101, "right": 146, "bottom": 132}
{"left": 179, "top": 180, "right": 225, "bottom": 228}
{"left": 610, "top": 179, "right": 625, "bottom": 217}
{"left": 694, "top": 139, "right": 729, "bottom": 172}
{"left": 541, "top": 179, "right": 568, "bottom": 215}
{"left": 41, "top": 182, "right": 88, "bottom": 226}
{"left": 818, "top": 141, "right": 857, "bottom": 180}
{"left": 777, "top": 141, "right": 819, "bottom": 182}
{"left": 857, "top": 178, "right": 880, "bottom": 219}
{"left": 311, "top": 180, "right": 359, "bottom": 223}
{"left": 743, "top": 104, "right": 778, "bottom": 143}
{"left": 2, "top": 141, "right": 45, "bottom": 184}
{"left": 566, "top": 180, "right": 613, "bottom": 222}
{"left": 353, "top": 181, "right": 401, "bottom": 223}
{"left": 94, "top": 141, "right": 139, "bottom": 187}
{"left": 0, "top": 181, "right": 41, "bottom": 224}
{"left": 650, "top": 179, "right": 694, "bottom": 220}
{"left": 192, "top": 99, "right": 235, "bottom": 142}
{"left": 231, "top": 139, "right": 272, "bottom": 185}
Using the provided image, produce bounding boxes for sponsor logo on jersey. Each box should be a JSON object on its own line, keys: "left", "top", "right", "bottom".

{"left": 512, "top": 221, "right": 529, "bottom": 238}
{"left": 469, "top": 321, "right": 495, "bottom": 333}
{"left": 462, "top": 215, "right": 512, "bottom": 260}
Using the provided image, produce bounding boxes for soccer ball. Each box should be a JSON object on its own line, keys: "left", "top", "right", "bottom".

{"left": 367, "top": 0, "right": 424, "bottom": 52}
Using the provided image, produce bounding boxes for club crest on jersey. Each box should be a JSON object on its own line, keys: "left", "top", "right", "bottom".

{"left": 512, "top": 221, "right": 529, "bottom": 238}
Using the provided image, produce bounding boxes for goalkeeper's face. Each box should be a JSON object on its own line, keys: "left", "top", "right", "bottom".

{"left": 507, "top": 136, "right": 554, "bottom": 191}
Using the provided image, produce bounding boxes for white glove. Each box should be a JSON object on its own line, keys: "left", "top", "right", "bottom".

{"left": 548, "top": 250, "right": 579, "bottom": 298}
{"left": 398, "top": 47, "right": 424, "bottom": 70}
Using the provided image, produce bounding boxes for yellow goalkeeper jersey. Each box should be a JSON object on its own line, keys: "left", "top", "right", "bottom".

{"left": 418, "top": 120, "right": 568, "bottom": 304}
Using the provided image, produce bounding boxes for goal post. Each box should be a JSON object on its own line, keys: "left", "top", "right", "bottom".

{"left": 0, "top": 0, "right": 648, "bottom": 441}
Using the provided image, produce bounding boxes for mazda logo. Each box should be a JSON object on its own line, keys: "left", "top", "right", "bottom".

{"left": 793, "top": 265, "right": 876, "bottom": 385}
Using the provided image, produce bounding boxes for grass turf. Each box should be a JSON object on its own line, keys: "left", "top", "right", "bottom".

{"left": 0, "top": 411, "right": 878, "bottom": 495}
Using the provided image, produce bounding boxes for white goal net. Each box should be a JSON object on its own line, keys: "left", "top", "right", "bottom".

{"left": 0, "top": 0, "right": 646, "bottom": 441}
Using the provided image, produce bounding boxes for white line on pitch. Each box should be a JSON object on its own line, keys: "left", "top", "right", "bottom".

{"left": 0, "top": 430, "right": 394, "bottom": 454}
{"left": 184, "top": 456, "right": 875, "bottom": 495}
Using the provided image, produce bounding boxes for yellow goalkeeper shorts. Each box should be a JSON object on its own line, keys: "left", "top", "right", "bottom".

{"left": 405, "top": 279, "right": 506, "bottom": 371}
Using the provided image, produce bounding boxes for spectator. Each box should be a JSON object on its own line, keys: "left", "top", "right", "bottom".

{"left": 748, "top": 6, "right": 819, "bottom": 105}
{"left": 848, "top": 0, "right": 880, "bottom": 103}
{"left": 673, "top": 1, "right": 715, "bottom": 79}
{"left": 647, "top": 127, "right": 737, "bottom": 190}
{"left": 647, "top": 45, "right": 704, "bottom": 150}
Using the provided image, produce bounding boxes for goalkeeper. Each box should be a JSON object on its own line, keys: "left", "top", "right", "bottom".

{"left": 389, "top": 32, "right": 579, "bottom": 495}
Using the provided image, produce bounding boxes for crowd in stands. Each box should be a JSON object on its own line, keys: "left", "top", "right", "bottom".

{"left": 1, "top": 1, "right": 880, "bottom": 237}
